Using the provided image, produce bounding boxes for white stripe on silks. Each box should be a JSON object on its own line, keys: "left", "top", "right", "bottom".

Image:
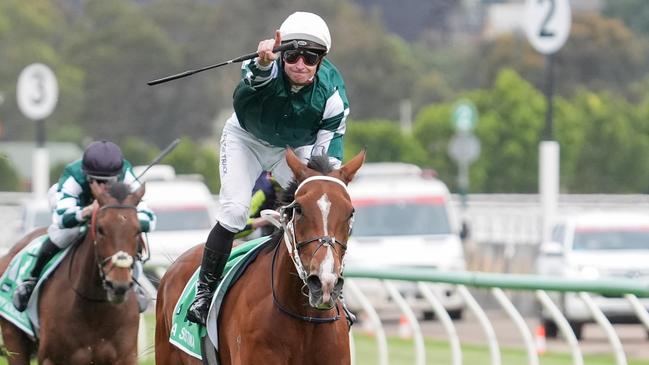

{"left": 61, "top": 176, "right": 82, "bottom": 197}
{"left": 322, "top": 89, "right": 345, "bottom": 119}
{"left": 57, "top": 197, "right": 78, "bottom": 210}
{"left": 317, "top": 194, "right": 331, "bottom": 236}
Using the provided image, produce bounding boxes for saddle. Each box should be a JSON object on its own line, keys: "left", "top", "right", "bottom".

{"left": 169, "top": 236, "right": 273, "bottom": 361}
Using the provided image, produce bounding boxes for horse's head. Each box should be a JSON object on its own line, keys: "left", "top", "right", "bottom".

{"left": 89, "top": 181, "right": 145, "bottom": 303}
{"left": 281, "top": 149, "right": 365, "bottom": 310}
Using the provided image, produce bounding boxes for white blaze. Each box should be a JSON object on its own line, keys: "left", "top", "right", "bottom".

{"left": 317, "top": 194, "right": 331, "bottom": 236}
{"left": 317, "top": 194, "right": 336, "bottom": 286}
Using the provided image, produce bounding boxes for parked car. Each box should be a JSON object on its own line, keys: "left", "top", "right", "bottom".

{"left": 536, "top": 211, "right": 649, "bottom": 339}
{"left": 136, "top": 166, "right": 218, "bottom": 285}
{"left": 343, "top": 163, "right": 466, "bottom": 320}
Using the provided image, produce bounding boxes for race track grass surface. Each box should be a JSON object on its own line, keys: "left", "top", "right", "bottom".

{"left": 2, "top": 317, "right": 648, "bottom": 364}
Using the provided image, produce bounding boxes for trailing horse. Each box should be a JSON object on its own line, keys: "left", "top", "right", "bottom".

{"left": 155, "top": 149, "right": 365, "bottom": 364}
{"left": 0, "top": 181, "right": 145, "bottom": 365}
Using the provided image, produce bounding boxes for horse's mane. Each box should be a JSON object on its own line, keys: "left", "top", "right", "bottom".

{"left": 278, "top": 153, "right": 334, "bottom": 206}
{"left": 107, "top": 182, "right": 131, "bottom": 203}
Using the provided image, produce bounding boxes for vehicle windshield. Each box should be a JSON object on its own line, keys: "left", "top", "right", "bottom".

{"left": 573, "top": 228, "right": 649, "bottom": 250}
{"left": 152, "top": 206, "right": 212, "bottom": 231}
{"left": 352, "top": 197, "right": 451, "bottom": 236}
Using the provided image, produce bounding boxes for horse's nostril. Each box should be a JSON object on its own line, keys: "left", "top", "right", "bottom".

{"left": 306, "top": 275, "right": 322, "bottom": 294}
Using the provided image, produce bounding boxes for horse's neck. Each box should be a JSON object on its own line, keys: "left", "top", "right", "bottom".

{"left": 68, "top": 235, "right": 104, "bottom": 297}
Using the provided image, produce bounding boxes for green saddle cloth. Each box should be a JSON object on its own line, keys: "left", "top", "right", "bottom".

{"left": 0, "top": 235, "right": 70, "bottom": 338}
{"left": 169, "top": 235, "right": 272, "bottom": 359}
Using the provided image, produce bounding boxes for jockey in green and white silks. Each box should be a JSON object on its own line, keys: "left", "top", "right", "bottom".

{"left": 187, "top": 11, "right": 350, "bottom": 325}
{"left": 13, "top": 140, "right": 156, "bottom": 313}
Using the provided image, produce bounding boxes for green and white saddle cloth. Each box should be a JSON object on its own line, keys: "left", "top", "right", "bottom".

{"left": 169, "top": 235, "right": 273, "bottom": 360}
{"left": 0, "top": 235, "right": 71, "bottom": 339}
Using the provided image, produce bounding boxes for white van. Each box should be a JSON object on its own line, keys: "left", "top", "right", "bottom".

{"left": 344, "top": 163, "right": 466, "bottom": 319}
{"left": 536, "top": 211, "right": 649, "bottom": 339}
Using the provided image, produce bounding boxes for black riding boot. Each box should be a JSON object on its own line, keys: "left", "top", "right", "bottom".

{"left": 13, "top": 238, "right": 61, "bottom": 312}
{"left": 186, "top": 223, "right": 235, "bottom": 325}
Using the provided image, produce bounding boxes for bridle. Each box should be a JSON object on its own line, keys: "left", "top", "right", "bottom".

{"left": 88, "top": 204, "right": 142, "bottom": 292}
{"left": 279, "top": 176, "right": 353, "bottom": 283}
{"left": 270, "top": 175, "right": 354, "bottom": 323}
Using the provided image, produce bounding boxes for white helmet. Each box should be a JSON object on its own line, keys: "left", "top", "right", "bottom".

{"left": 279, "top": 12, "right": 331, "bottom": 53}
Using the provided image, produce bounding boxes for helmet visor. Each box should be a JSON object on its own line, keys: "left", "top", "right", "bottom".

{"left": 87, "top": 174, "right": 119, "bottom": 184}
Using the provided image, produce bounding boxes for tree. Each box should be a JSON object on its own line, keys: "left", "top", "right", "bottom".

{"left": 603, "top": 0, "right": 649, "bottom": 39}
{"left": 414, "top": 69, "right": 546, "bottom": 193}
{"left": 344, "top": 119, "right": 427, "bottom": 165}
{"left": 163, "top": 137, "right": 220, "bottom": 193}
{"left": 0, "top": 153, "right": 21, "bottom": 191}
{"left": 0, "top": 0, "right": 84, "bottom": 142}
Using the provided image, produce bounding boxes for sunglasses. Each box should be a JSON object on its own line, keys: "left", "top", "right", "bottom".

{"left": 282, "top": 49, "right": 323, "bottom": 66}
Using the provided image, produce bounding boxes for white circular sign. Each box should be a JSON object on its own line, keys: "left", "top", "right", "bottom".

{"left": 17, "top": 63, "right": 59, "bottom": 120}
{"left": 448, "top": 134, "right": 481, "bottom": 164}
{"left": 525, "top": 0, "right": 571, "bottom": 55}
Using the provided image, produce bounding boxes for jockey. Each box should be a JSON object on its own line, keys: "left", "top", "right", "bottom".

{"left": 13, "top": 140, "right": 156, "bottom": 312}
{"left": 187, "top": 11, "right": 350, "bottom": 325}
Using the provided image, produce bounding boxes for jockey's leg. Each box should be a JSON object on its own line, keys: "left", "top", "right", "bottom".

{"left": 132, "top": 261, "right": 150, "bottom": 313}
{"left": 13, "top": 225, "right": 80, "bottom": 311}
{"left": 186, "top": 223, "right": 235, "bottom": 325}
{"left": 186, "top": 120, "right": 263, "bottom": 325}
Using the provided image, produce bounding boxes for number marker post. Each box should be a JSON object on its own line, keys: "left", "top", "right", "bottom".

{"left": 17, "top": 63, "right": 59, "bottom": 197}
{"left": 525, "top": 0, "right": 571, "bottom": 243}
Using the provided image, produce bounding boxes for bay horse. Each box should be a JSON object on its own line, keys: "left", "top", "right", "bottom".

{"left": 0, "top": 181, "right": 146, "bottom": 365}
{"left": 155, "top": 149, "right": 365, "bottom": 365}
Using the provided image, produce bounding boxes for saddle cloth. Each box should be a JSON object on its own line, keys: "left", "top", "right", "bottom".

{"left": 169, "top": 235, "right": 272, "bottom": 360}
{"left": 0, "top": 235, "right": 71, "bottom": 339}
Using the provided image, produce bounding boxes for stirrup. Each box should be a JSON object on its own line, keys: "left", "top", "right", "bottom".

{"left": 13, "top": 277, "right": 38, "bottom": 312}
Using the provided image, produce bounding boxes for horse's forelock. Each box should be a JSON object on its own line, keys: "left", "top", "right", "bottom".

{"left": 107, "top": 182, "right": 131, "bottom": 203}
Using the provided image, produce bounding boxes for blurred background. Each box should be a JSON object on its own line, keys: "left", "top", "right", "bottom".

{"left": 5, "top": 1, "right": 649, "bottom": 361}
{"left": 1, "top": 0, "right": 649, "bottom": 195}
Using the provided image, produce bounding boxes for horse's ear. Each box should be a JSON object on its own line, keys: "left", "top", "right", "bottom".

{"left": 285, "top": 148, "right": 308, "bottom": 181}
{"left": 339, "top": 149, "right": 366, "bottom": 184}
{"left": 131, "top": 183, "right": 146, "bottom": 204}
{"left": 90, "top": 180, "right": 110, "bottom": 205}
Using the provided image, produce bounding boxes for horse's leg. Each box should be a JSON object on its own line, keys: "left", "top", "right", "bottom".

{"left": 155, "top": 246, "right": 204, "bottom": 365}
{"left": 0, "top": 319, "right": 32, "bottom": 365}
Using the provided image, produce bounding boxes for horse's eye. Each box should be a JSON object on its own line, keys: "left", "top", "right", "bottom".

{"left": 97, "top": 226, "right": 105, "bottom": 236}
{"left": 294, "top": 205, "right": 302, "bottom": 216}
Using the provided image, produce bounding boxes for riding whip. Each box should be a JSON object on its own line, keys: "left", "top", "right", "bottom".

{"left": 147, "top": 40, "right": 299, "bottom": 86}
{"left": 135, "top": 138, "right": 181, "bottom": 181}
